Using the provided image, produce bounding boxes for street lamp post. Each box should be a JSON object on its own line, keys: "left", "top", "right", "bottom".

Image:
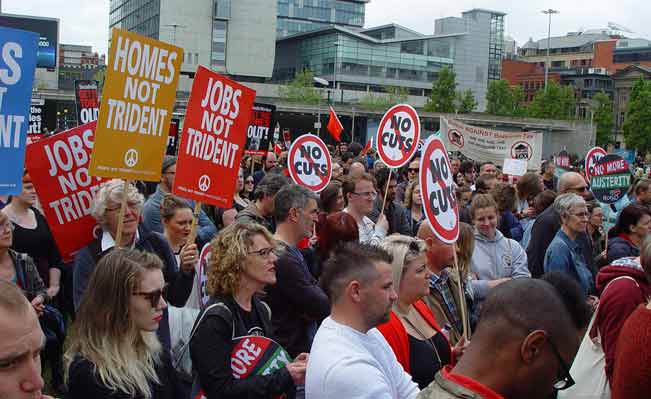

{"left": 542, "top": 9, "right": 559, "bottom": 91}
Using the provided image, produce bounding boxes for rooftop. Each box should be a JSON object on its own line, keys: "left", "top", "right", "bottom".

{"left": 277, "top": 24, "right": 464, "bottom": 44}
{"left": 523, "top": 32, "right": 612, "bottom": 50}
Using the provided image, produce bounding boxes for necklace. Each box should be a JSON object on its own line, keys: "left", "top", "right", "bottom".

{"left": 398, "top": 309, "right": 442, "bottom": 366}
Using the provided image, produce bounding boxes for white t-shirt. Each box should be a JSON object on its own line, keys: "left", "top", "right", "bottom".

{"left": 306, "top": 317, "right": 419, "bottom": 399}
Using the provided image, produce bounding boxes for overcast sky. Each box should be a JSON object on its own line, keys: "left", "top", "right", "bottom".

{"left": 2, "top": 0, "right": 650, "bottom": 57}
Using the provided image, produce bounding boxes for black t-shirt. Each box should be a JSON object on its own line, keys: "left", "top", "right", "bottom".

{"left": 11, "top": 207, "right": 61, "bottom": 284}
{"left": 238, "top": 304, "right": 265, "bottom": 337}
{"left": 408, "top": 333, "right": 452, "bottom": 390}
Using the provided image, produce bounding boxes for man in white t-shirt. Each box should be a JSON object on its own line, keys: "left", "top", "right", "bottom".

{"left": 306, "top": 242, "right": 419, "bottom": 399}
{"left": 342, "top": 173, "right": 389, "bottom": 246}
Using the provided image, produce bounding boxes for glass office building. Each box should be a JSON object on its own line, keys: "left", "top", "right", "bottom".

{"left": 277, "top": 0, "right": 367, "bottom": 38}
{"left": 274, "top": 26, "right": 455, "bottom": 95}
{"left": 109, "top": 0, "right": 161, "bottom": 39}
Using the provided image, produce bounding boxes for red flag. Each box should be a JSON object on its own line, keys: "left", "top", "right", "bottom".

{"left": 326, "top": 106, "right": 343, "bottom": 142}
{"left": 274, "top": 143, "right": 283, "bottom": 155}
{"left": 360, "top": 137, "right": 372, "bottom": 156}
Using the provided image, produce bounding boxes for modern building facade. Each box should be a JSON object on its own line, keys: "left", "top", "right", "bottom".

{"left": 109, "top": 0, "right": 277, "bottom": 80}
{"left": 434, "top": 9, "right": 506, "bottom": 110}
{"left": 277, "top": 0, "right": 368, "bottom": 38}
{"left": 612, "top": 65, "right": 651, "bottom": 147}
{"left": 274, "top": 24, "right": 455, "bottom": 97}
{"left": 58, "top": 44, "right": 106, "bottom": 90}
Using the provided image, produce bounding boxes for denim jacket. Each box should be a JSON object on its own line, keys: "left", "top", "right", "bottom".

{"left": 544, "top": 229, "right": 595, "bottom": 295}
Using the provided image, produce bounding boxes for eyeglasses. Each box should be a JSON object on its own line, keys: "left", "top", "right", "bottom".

{"left": 567, "top": 186, "right": 589, "bottom": 193}
{"left": 546, "top": 335, "right": 576, "bottom": 390}
{"left": 106, "top": 201, "right": 142, "bottom": 213}
{"left": 248, "top": 247, "right": 278, "bottom": 259}
{"left": 351, "top": 191, "right": 378, "bottom": 199}
{"left": 408, "top": 168, "right": 419, "bottom": 173}
{"left": 133, "top": 285, "right": 168, "bottom": 308}
{"left": 569, "top": 211, "right": 590, "bottom": 219}
{"left": 245, "top": 180, "right": 254, "bottom": 184}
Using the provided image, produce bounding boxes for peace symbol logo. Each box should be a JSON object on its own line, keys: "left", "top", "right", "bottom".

{"left": 124, "top": 149, "right": 138, "bottom": 167}
{"left": 198, "top": 175, "right": 211, "bottom": 192}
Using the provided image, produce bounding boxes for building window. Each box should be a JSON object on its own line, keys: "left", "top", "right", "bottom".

{"left": 214, "top": 0, "right": 231, "bottom": 19}
{"left": 584, "top": 79, "right": 592, "bottom": 88}
{"left": 211, "top": 20, "right": 227, "bottom": 68}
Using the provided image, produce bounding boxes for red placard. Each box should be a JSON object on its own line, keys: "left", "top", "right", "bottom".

{"left": 420, "top": 135, "right": 459, "bottom": 244}
{"left": 25, "top": 122, "right": 107, "bottom": 261}
{"left": 287, "top": 134, "right": 332, "bottom": 192}
{"left": 173, "top": 66, "right": 256, "bottom": 207}
{"left": 376, "top": 104, "right": 420, "bottom": 168}
{"left": 585, "top": 146, "right": 607, "bottom": 182}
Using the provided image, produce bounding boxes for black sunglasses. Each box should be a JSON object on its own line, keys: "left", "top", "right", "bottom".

{"left": 133, "top": 285, "right": 168, "bottom": 308}
{"left": 546, "top": 334, "right": 576, "bottom": 391}
{"left": 408, "top": 168, "right": 419, "bottom": 173}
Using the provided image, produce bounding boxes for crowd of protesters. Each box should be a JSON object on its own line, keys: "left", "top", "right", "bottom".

{"left": 1, "top": 140, "right": 651, "bottom": 399}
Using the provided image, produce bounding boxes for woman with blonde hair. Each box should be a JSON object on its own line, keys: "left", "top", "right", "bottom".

{"left": 377, "top": 234, "right": 463, "bottom": 389}
{"left": 403, "top": 181, "right": 424, "bottom": 237}
{"left": 66, "top": 248, "right": 183, "bottom": 398}
{"left": 189, "top": 222, "right": 307, "bottom": 398}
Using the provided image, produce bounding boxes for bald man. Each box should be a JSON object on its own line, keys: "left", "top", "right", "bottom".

{"left": 527, "top": 172, "right": 595, "bottom": 278}
{"left": 0, "top": 281, "right": 55, "bottom": 399}
{"left": 349, "top": 161, "right": 366, "bottom": 178}
{"left": 417, "top": 221, "right": 468, "bottom": 345}
{"left": 418, "top": 276, "right": 590, "bottom": 399}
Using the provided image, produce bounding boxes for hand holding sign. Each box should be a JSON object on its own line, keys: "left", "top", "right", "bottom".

{"left": 288, "top": 135, "right": 332, "bottom": 192}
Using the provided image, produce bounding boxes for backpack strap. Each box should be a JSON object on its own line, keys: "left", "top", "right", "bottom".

{"left": 173, "top": 302, "right": 231, "bottom": 370}
{"left": 590, "top": 275, "right": 640, "bottom": 338}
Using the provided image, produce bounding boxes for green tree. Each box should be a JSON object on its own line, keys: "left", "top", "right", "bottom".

{"left": 485, "top": 80, "right": 525, "bottom": 116}
{"left": 93, "top": 67, "right": 106, "bottom": 91}
{"left": 279, "top": 69, "right": 322, "bottom": 104}
{"left": 591, "top": 90, "right": 615, "bottom": 147}
{"left": 424, "top": 66, "right": 456, "bottom": 113}
{"left": 358, "top": 86, "right": 408, "bottom": 112}
{"left": 623, "top": 77, "right": 651, "bottom": 153}
{"left": 455, "top": 89, "right": 477, "bottom": 113}
{"left": 527, "top": 81, "right": 576, "bottom": 120}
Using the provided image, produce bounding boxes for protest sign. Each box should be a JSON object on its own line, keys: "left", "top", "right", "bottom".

{"left": 74, "top": 80, "right": 99, "bottom": 124}
{"left": 420, "top": 135, "right": 459, "bottom": 244}
{"left": 288, "top": 134, "right": 332, "bottom": 192}
{"left": 173, "top": 66, "right": 255, "bottom": 208}
{"left": 376, "top": 104, "right": 420, "bottom": 168}
{"left": 27, "top": 98, "right": 44, "bottom": 136}
{"left": 0, "top": 27, "right": 38, "bottom": 195}
{"left": 283, "top": 128, "right": 291, "bottom": 149}
{"left": 555, "top": 150, "right": 570, "bottom": 169}
{"left": 166, "top": 118, "right": 179, "bottom": 155}
{"left": 25, "top": 122, "right": 107, "bottom": 261}
{"left": 245, "top": 103, "right": 275, "bottom": 156}
{"left": 585, "top": 146, "right": 607, "bottom": 182}
{"left": 503, "top": 158, "right": 528, "bottom": 177}
{"left": 230, "top": 336, "right": 291, "bottom": 379}
{"left": 89, "top": 28, "right": 182, "bottom": 181}
{"left": 590, "top": 154, "right": 631, "bottom": 204}
{"left": 440, "top": 117, "right": 543, "bottom": 170}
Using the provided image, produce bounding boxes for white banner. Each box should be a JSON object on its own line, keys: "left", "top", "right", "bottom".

{"left": 440, "top": 117, "right": 543, "bottom": 171}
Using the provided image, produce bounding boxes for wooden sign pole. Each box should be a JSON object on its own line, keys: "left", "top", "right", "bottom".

{"left": 452, "top": 245, "right": 469, "bottom": 341}
{"left": 381, "top": 168, "right": 393, "bottom": 213}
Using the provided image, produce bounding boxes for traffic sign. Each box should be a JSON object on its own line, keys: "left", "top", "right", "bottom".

{"left": 287, "top": 134, "right": 332, "bottom": 192}
{"left": 420, "top": 136, "right": 459, "bottom": 243}
{"left": 376, "top": 104, "right": 421, "bottom": 168}
{"left": 585, "top": 146, "right": 607, "bottom": 182}
{"left": 590, "top": 153, "right": 631, "bottom": 204}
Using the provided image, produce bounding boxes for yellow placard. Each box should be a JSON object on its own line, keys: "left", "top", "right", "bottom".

{"left": 89, "top": 28, "right": 182, "bottom": 181}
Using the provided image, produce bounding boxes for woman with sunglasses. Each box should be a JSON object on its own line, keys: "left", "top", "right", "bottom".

{"left": 66, "top": 248, "right": 184, "bottom": 398}
{"left": 241, "top": 173, "right": 255, "bottom": 202}
{"left": 190, "top": 223, "right": 307, "bottom": 398}
{"left": 377, "top": 235, "right": 465, "bottom": 389}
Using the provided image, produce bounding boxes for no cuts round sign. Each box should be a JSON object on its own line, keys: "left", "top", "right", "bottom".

{"left": 584, "top": 146, "right": 607, "bottom": 182}
{"left": 376, "top": 104, "right": 421, "bottom": 168}
{"left": 420, "top": 136, "right": 459, "bottom": 243}
{"left": 287, "top": 134, "right": 332, "bottom": 192}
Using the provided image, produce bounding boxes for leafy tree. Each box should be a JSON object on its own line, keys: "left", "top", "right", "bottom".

{"left": 93, "top": 67, "right": 106, "bottom": 91}
{"left": 623, "top": 77, "right": 651, "bottom": 153}
{"left": 591, "top": 90, "right": 615, "bottom": 147}
{"left": 455, "top": 89, "right": 477, "bottom": 113}
{"left": 424, "top": 66, "right": 456, "bottom": 113}
{"left": 527, "top": 81, "right": 576, "bottom": 120}
{"left": 485, "top": 80, "right": 525, "bottom": 116}
{"left": 279, "top": 69, "right": 322, "bottom": 104}
{"left": 358, "top": 86, "right": 408, "bottom": 111}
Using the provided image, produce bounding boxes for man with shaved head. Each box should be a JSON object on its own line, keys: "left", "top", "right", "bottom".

{"left": 418, "top": 275, "right": 590, "bottom": 399}
{"left": 0, "top": 281, "right": 54, "bottom": 399}
{"left": 418, "top": 221, "right": 467, "bottom": 345}
{"left": 349, "top": 161, "right": 366, "bottom": 178}
{"left": 527, "top": 172, "right": 595, "bottom": 278}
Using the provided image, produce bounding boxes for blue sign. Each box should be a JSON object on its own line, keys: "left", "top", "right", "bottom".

{"left": 0, "top": 27, "right": 38, "bottom": 195}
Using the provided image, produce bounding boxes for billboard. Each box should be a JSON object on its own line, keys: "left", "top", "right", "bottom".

{"left": 0, "top": 14, "right": 58, "bottom": 69}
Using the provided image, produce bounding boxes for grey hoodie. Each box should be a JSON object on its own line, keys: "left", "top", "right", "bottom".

{"left": 470, "top": 228, "right": 530, "bottom": 300}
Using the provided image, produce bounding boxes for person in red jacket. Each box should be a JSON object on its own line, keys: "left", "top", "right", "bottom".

{"left": 377, "top": 235, "right": 466, "bottom": 389}
{"left": 611, "top": 302, "right": 651, "bottom": 399}
{"left": 595, "top": 242, "right": 651, "bottom": 385}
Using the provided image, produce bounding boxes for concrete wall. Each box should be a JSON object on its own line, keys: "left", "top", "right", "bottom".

{"left": 226, "top": 0, "right": 277, "bottom": 78}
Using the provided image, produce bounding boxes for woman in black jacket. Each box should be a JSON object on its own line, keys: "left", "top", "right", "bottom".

{"left": 66, "top": 248, "right": 184, "bottom": 399}
{"left": 607, "top": 204, "right": 651, "bottom": 264}
{"left": 190, "top": 222, "right": 307, "bottom": 399}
